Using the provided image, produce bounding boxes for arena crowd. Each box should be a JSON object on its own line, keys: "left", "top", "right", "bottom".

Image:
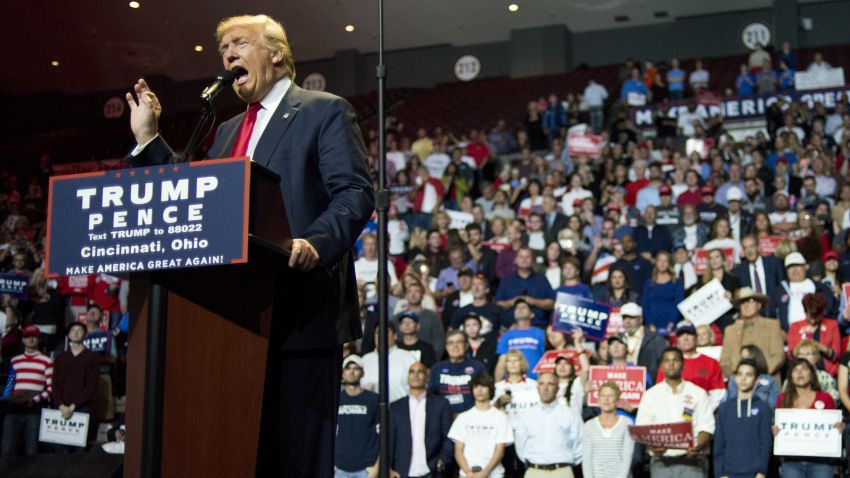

{"left": 0, "top": 40, "right": 848, "bottom": 478}
{"left": 341, "top": 45, "right": 850, "bottom": 478}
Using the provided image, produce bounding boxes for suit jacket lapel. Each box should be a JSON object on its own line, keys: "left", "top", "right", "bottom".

{"left": 209, "top": 114, "right": 243, "bottom": 159}
{"left": 253, "top": 84, "right": 303, "bottom": 167}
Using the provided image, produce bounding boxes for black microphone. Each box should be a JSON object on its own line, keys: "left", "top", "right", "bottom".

{"left": 200, "top": 71, "right": 236, "bottom": 102}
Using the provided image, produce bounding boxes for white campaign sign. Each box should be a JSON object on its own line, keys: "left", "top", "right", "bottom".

{"left": 39, "top": 408, "right": 90, "bottom": 447}
{"left": 676, "top": 279, "right": 732, "bottom": 326}
{"left": 774, "top": 409, "right": 842, "bottom": 458}
{"left": 444, "top": 209, "right": 474, "bottom": 230}
{"left": 795, "top": 68, "right": 845, "bottom": 91}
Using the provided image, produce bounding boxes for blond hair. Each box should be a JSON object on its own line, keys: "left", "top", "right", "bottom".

{"left": 504, "top": 350, "right": 530, "bottom": 375}
{"left": 216, "top": 14, "right": 296, "bottom": 80}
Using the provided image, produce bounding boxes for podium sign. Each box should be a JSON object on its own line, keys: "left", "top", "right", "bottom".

{"left": 45, "top": 157, "right": 250, "bottom": 276}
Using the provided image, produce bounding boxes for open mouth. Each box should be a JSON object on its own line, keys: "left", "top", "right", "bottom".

{"left": 231, "top": 67, "right": 249, "bottom": 85}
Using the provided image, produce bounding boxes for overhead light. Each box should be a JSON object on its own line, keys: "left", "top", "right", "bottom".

{"left": 508, "top": 3, "right": 519, "bottom": 12}
{"left": 50, "top": 60, "right": 60, "bottom": 67}
{"left": 194, "top": 45, "right": 204, "bottom": 52}
{"left": 129, "top": 1, "right": 140, "bottom": 8}
{"left": 345, "top": 24, "right": 355, "bottom": 32}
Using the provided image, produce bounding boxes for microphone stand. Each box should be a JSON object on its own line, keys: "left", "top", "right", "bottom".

{"left": 375, "top": 0, "right": 390, "bottom": 476}
{"left": 178, "top": 99, "right": 216, "bottom": 163}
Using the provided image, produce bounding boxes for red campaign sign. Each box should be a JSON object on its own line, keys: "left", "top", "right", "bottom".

{"left": 481, "top": 241, "right": 510, "bottom": 254}
{"left": 685, "top": 137, "right": 715, "bottom": 160}
{"left": 758, "top": 235, "right": 784, "bottom": 256}
{"left": 842, "top": 283, "right": 850, "bottom": 308}
{"left": 606, "top": 307, "right": 624, "bottom": 338}
{"left": 567, "top": 134, "right": 602, "bottom": 157}
{"left": 532, "top": 349, "right": 581, "bottom": 374}
{"left": 692, "top": 247, "right": 734, "bottom": 275}
{"left": 587, "top": 366, "right": 646, "bottom": 407}
{"left": 628, "top": 422, "right": 694, "bottom": 450}
{"left": 696, "top": 89, "right": 722, "bottom": 107}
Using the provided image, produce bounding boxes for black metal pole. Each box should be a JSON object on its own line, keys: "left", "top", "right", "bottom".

{"left": 375, "top": 0, "right": 389, "bottom": 475}
{"left": 178, "top": 102, "right": 214, "bottom": 163}
{"left": 140, "top": 282, "right": 167, "bottom": 478}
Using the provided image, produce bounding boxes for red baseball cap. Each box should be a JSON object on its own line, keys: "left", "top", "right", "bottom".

{"left": 700, "top": 185, "right": 715, "bottom": 195}
{"left": 22, "top": 325, "right": 40, "bottom": 338}
{"left": 659, "top": 185, "right": 672, "bottom": 195}
{"left": 822, "top": 250, "right": 839, "bottom": 262}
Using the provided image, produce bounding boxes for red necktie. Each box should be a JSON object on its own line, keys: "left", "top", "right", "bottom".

{"left": 230, "top": 102, "right": 262, "bottom": 157}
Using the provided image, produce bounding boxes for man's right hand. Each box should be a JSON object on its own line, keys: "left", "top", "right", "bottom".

{"left": 125, "top": 78, "right": 162, "bottom": 146}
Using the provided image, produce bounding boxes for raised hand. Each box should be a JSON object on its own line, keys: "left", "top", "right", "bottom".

{"left": 125, "top": 78, "right": 162, "bottom": 145}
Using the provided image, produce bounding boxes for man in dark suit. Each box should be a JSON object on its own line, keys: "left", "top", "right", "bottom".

{"left": 733, "top": 235, "right": 785, "bottom": 306}
{"left": 618, "top": 302, "right": 667, "bottom": 380}
{"left": 542, "top": 193, "right": 569, "bottom": 244}
{"left": 389, "top": 362, "right": 454, "bottom": 478}
{"left": 633, "top": 205, "right": 673, "bottom": 260}
{"left": 124, "top": 14, "right": 374, "bottom": 478}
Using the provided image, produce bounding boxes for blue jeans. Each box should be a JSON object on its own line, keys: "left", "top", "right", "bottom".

{"left": 1, "top": 411, "right": 40, "bottom": 455}
{"left": 334, "top": 468, "right": 368, "bottom": 478}
{"left": 781, "top": 460, "right": 833, "bottom": 478}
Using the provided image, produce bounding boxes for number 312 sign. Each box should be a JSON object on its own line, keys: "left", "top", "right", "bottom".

{"left": 454, "top": 55, "right": 482, "bottom": 82}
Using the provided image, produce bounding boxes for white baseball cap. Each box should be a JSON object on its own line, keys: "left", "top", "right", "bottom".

{"left": 784, "top": 252, "right": 807, "bottom": 268}
{"left": 726, "top": 187, "right": 743, "bottom": 202}
{"left": 620, "top": 302, "right": 643, "bottom": 317}
{"left": 343, "top": 354, "right": 363, "bottom": 369}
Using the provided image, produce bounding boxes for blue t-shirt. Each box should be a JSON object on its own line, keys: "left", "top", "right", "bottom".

{"left": 736, "top": 73, "right": 756, "bottom": 97}
{"left": 495, "top": 272, "right": 557, "bottom": 328}
{"left": 496, "top": 327, "right": 546, "bottom": 379}
{"left": 556, "top": 283, "right": 593, "bottom": 300}
{"left": 620, "top": 79, "right": 648, "bottom": 100}
{"left": 666, "top": 69, "right": 686, "bottom": 92}
{"left": 427, "top": 358, "right": 486, "bottom": 413}
{"left": 335, "top": 389, "right": 379, "bottom": 472}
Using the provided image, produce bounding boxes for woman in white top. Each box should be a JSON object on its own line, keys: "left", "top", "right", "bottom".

{"left": 555, "top": 356, "right": 586, "bottom": 419}
{"left": 543, "top": 241, "right": 564, "bottom": 289}
{"left": 582, "top": 382, "right": 635, "bottom": 478}
{"left": 702, "top": 217, "right": 741, "bottom": 264}
{"left": 493, "top": 350, "right": 539, "bottom": 429}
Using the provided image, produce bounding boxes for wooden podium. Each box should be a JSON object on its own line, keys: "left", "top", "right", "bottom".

{"left": 124, "top": 162, "right": 292, "bottom": 478}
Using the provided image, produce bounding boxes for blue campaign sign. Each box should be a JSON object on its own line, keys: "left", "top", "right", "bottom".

{"left": 45, "top": 157, "right": 250, "bottom": 276}
{"left": 552, "top": 292, "right": 611, "bottom": 341}
{"left": 0, "top": 273, "right": 29, "bottom": 298}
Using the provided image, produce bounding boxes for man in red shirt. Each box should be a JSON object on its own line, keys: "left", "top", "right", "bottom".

{"left": 466, "top": 129, "right": 491, "bottom": 168}
{"left": 624, "top": 159, "right": 649, "bottom": 207}
{"left": 658, "top": 321, "right": 725, "bottom": 410}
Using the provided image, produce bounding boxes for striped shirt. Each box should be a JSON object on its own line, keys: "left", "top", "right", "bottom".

{"left": 8, "top": 351, "right": 53, "bottom": 403}
{"left": 581, "top": 416, "right": 635, "bottom": 478}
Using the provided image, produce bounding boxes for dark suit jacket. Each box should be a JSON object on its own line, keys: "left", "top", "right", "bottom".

{"left": 633, "top": 224, "right": 673, "bottom": 255}
{"left": 733, "top": 256, "right": 785, "bottom": 305}
{"left": 389, "top": 393, "right": 453, "bottom": 477}
{"left": 621, "top": 326, "right": 667, "bottom": 380}
{"left": 544, "top": 213, "right": 569, "bottom": 244}
{"left": 128, "top": 84, "right": 375, "bottom": 349}
{"left": 768, "top": 280, "right": 837, "bottom": 331}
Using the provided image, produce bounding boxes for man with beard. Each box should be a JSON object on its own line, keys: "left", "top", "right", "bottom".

{"left": 335, "top": 355, "right": 379, "bottom": 477}
{"left": 636, "top": 348, "right": 715, "bottom": 478}
{"left": 452, "top": 275, "right": 503, "bottom": 343}
{"left": 612, "top": 235, "right": 653, "bottom": 300}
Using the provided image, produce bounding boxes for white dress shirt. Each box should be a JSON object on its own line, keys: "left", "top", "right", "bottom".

{"left": 515, "top": 400, "right": 583, "bottom": 465}
{"left": 636, "top": 380, "right": 715, "bottom": 457}
{"left": 408, "top": 393, "right": 430, "bottom": 477}
{"left": 246, "top": 77, "right": 291, "bottom": 158}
